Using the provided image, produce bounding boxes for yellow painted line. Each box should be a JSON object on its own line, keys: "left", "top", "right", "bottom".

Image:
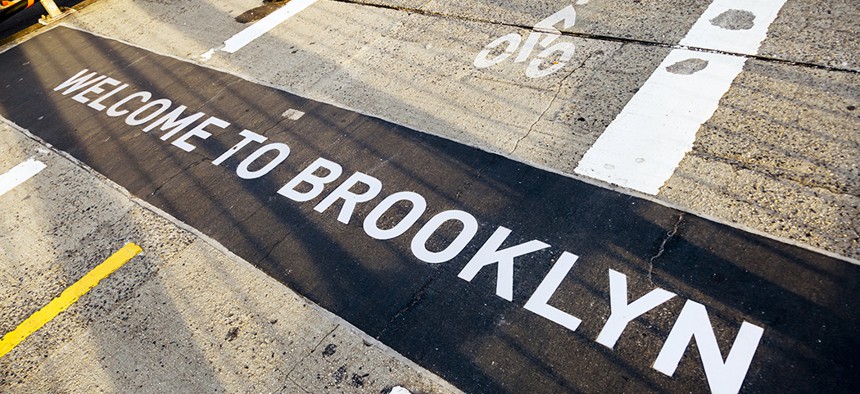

{"left": 0, "top": 243, "right": 142, "bottom": 359}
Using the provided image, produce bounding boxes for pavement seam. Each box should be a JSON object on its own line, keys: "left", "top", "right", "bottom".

{"left": 284, "top": 324, "right": 340, "bottom": 380}
{"left": 236, "top": 197, "right": 274, "bottom": 226}
{"left": 690, "top": 150, "right": 860, "bottom": 199}
{"left": 193, "top": 78, "right": 245, "bottom": 121}
{"left": 332, "top": 0, "right": 860, "bottom": 75}
{"left": 675, "top": 151, "right": 860, "bottom": 262}
{"left": 147, "top": 157, "right": 209, "bottom": 198}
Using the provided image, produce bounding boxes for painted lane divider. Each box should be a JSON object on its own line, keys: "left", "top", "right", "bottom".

{"left": 574, "top": 50, "right": 746, "bottom": 195}
{"left": 0, "top": 158, "right": 46, "bottom": 197}
{"left": 0, "top": 243, "right": 142, "bottom": 358}
{"left": 200, "top": 0, "right": 318, "bottom": 60}
{"left": 574, "top": 0, "right": 788, "bottom": 195}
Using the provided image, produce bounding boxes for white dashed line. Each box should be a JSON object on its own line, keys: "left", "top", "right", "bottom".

{"left": 0, "top": 159, "right": 46, "bottom": 197}
{"left": 201, "top": 0, "right": 318, "bottom": 60}
{"left": 574, "top": 0, "right": 788, "bottom": 195}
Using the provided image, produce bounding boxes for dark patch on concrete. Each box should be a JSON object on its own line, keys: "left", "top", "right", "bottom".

{"left": 322, "top": 343, "right": 337, "bottom": 357}
{"left": 225, "top": 326, "right": 239, "bottom": 341}
{"left": 666, "top": 58, "right": 709, "bottom": 75}
{"left": 235, "top": 0, "right": 291, "bottom": 24}
{"left": 2, "top": 27, "right": 858, "bottom": 394}
{"left": 333, "top": 365, "right": 347, "bottom": 384}
{"left": 351, "top": 373, "right": 370, "bottom": 387}
{"left": 847, "top": 105, "right": 856, "bottom": 111}
{"left": 710, "top": 9, "right": 756, "bottom": 30}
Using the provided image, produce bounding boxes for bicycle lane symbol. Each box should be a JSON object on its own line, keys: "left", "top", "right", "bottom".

{"left": 474, "top": 5, "right": 578, "bottom": 79}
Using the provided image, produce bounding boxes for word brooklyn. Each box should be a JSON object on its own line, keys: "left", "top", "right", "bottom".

{"left": 54, "top": 68, "right": 764, "bottom": 394}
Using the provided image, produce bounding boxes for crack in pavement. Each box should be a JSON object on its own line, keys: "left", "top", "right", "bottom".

{"left": 648, "top": 213, "right": 685, "bottom": 284}
{"left": 453, "top": 155, "right": 496, "bottom": 200}
{"left": 147, "top": 156, "right": 209, "bottom": 197}
{"left": 376, "top": 269, "right": 443, "bottom": 339}
{"left": 255, "top": 228, "right": 294, "bottom": 267}
{"left": 232, "top": 192, "right": 287, "bottom": 231}
{"left": 509, "top": 69, "right": 575, "bottom": 156}
{"left": 288, "top": 376, "right": 313, "bottom": 394}
{"left": 284, "top": 324, "right": 340, "bottom": 380}
{"left": 196, "top": 78, "right": 244, "bottom": 108}
{"left": 509, "top": 50, "right": 600, "bottom": 155}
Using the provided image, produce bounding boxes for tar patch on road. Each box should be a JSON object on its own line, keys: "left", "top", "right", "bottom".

{"left": 235, "top": 0, "right": 289, "bottom": 24}
{"left": 1, "top": 27, "right": 858, "bottom": 393}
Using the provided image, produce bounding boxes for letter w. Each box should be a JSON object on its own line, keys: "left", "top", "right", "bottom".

{"left": 54, "top": 69, "right": 106, "bottom": 95}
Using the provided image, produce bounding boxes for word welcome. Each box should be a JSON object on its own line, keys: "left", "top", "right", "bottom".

{"left": 54, "top": 69, "right": 764, "bottom": 394}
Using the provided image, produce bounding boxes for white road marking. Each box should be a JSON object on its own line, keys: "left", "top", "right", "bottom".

{"left": 680, "top": 0, "right": 788, "bottom": 55}
{"left": 0, "top": 159, "right": 46, "bottom": 197}
{"left": 574, "top": 0, "right": 788, "bottom": 195}
{"left": 282, "top": 108, "right": 305, "bottom": 120}
{"left": 474, "top": 6, "right": 578, "bottom": 79}
{"left": 574, "top": 50, "right": 746, "bottom": 195}
{"left": 201, "top": 0, "right": 318, "bottom": 60}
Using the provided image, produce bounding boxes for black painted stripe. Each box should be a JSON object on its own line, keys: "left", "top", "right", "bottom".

{"left": 1, "top": 27, "right": 857, "bottom": 393}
